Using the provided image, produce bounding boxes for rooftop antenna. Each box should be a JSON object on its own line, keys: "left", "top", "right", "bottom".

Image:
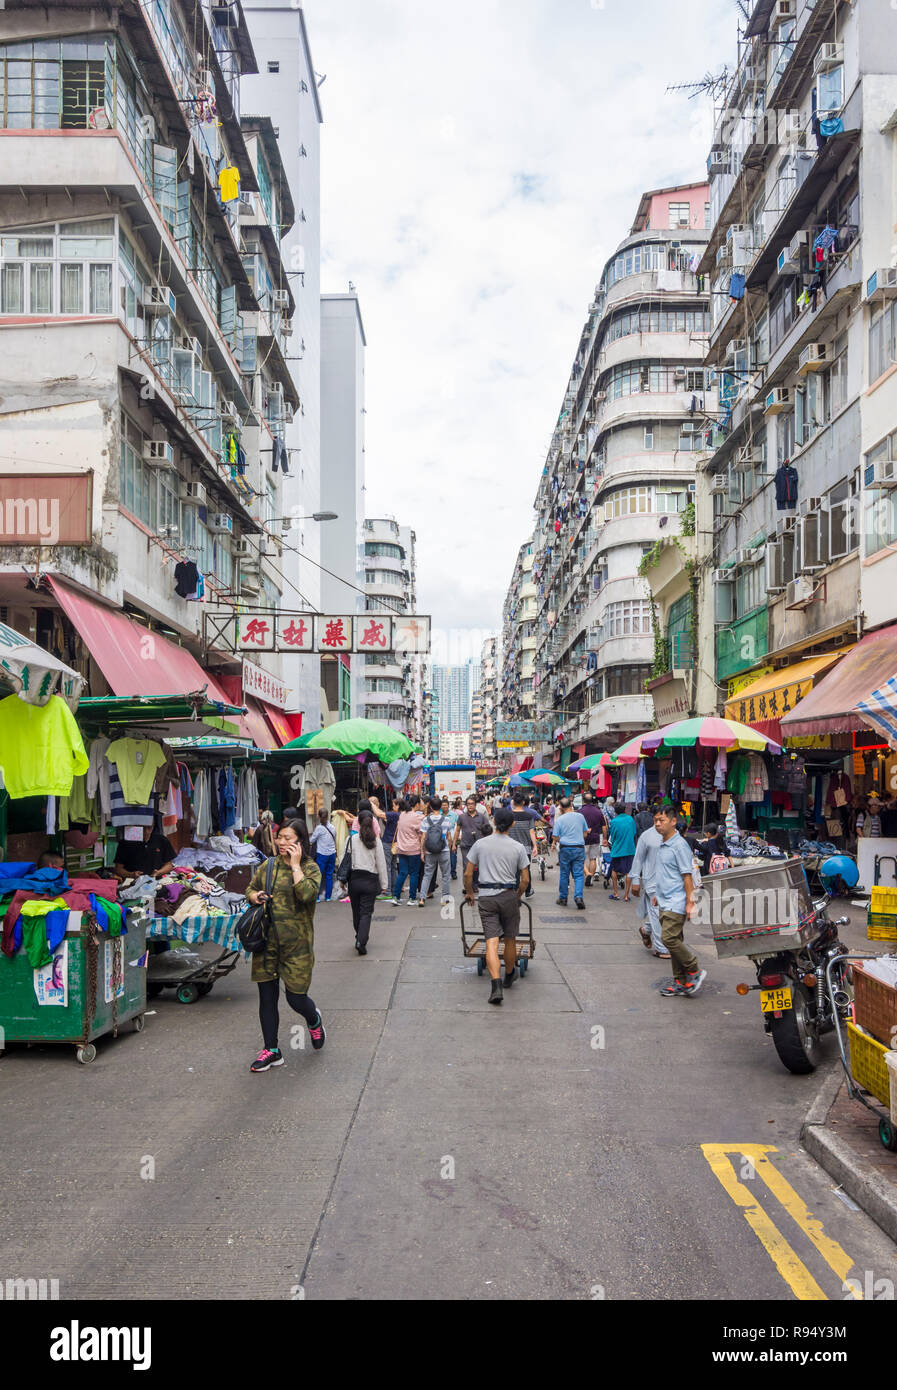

{"left": 666, "top": 68, "right": 731, "bottom": 102}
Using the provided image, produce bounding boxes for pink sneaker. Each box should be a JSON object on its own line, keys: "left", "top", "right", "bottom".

{"left": 250, "top": 1047, "right": 284, "bottom": 1072}
{"left": 308, "top": 1011, "right": 326, "bottom": 1051}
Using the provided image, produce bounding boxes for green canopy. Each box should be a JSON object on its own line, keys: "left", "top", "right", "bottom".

{"left": 283, "top": 718, "right": 418, "bottom": 763}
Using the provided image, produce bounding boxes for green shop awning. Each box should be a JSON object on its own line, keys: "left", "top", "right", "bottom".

{"left": 76, "top": 695, "right": 245, "bottom": 742}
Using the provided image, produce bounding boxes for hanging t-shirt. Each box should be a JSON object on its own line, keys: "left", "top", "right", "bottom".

{"left": 106, "top": 738, "right": 167, "bottom": 805}
{"left": 0, "top": 693, "right": 88, "bottom": 798}
{"left": 218, "top": 165, "right": 240, "bottom": 202}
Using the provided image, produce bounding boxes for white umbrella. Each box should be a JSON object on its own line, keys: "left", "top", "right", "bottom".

{"left": 0, "top": 619, "right": 85, "bottom": 709}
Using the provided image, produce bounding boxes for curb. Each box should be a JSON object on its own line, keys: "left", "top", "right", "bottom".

{"left": 801, "top": 1063, "right": 897, "bottom": 1244}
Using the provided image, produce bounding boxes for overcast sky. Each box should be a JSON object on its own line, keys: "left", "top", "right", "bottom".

{"left": 303, "top": 0, "right": 736, "bottom": 660}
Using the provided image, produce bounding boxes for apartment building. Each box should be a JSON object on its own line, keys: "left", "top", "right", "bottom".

{"left": 432, "top": 660, "right": 480, "bottom": 733}
{"left": 523, "top": 184, "right": 713, "bottom": 765}
{"left": 476, "top": 634, "right": 498, "bottom": 762}
{"left": 439, "top": 729, "right": 470, "bottom": 763}
{"left": 360, "top": 516, "right": 423, "bottom": 741}
{"left": 469, "top": 689, "right": 483, "bottom": 760}
{"left": 0, "top": 0, "right": 299, "bottom": 730}
{"left": 500, "top": 538, "right": 537, "bottom": 723}
{"left": 422, "top": 686, "right": 439, "bottom": 761}
{"left": 696, "top": 0, "right": 897, "bottom": 706}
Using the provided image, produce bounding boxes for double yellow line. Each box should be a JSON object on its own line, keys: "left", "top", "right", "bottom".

{"left": 701, "top": 1144, "right": 861, "bottom": 1300}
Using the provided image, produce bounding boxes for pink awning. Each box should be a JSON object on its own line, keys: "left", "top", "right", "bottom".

{"left": 47, "top": 576, "right": 231, "bottom": 703}
{"left": 780, "top": 625, "right": 897, "bottom": 736}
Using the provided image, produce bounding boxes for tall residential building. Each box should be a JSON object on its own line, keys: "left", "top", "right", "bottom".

{"left": 433, "top": 659, "right": 480, "bottom": 733}
{"left": 439, "top": 730, "right": 471, "bottom": 762}
{"left": 0, "top": 0, "right": 298, "bottom": 727}
{"left": 500, "top": 538, "right": 537, "bottom": 723}
{"left": 525, "top": 183, "right": 713, "bottom": 765}
{"left": 242, "top": 0, "right": 323, "bottom": 725}
{"left": 422, "top": 686, "right": 439, "bottom": 761}
{"left": 361, "top": 517, "right": 423, "bottom": 741}
{"left": 319, "top": 292, "right": 367, "bottom": 722}
{"left": 469, "top": 689, "right": 484, "bottom": 760}
{"left": 688, "top": 0, "right": 897, "bottom": 715}
{"left": 478, "top": 634, "right": 498, "bottom": 761}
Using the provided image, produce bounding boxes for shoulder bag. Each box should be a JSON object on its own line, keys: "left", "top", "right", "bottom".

{"left": 237, "top": 856, "right": 275, "bottom": 954}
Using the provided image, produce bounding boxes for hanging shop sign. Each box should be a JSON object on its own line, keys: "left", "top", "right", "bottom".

{"left": 242, "top": 659, "right": 288, "bottom": 710}
{"left": 0, "top": 473, "right": 92, "bottom": 545}
{"left": 496, "top": 720, "right": 551, "bottom": 746}
{"left": 205, "top": 611, "right": 431, "bottom": 655}
{"left": 650, "top": 676, "right": 690, "bottom": 726}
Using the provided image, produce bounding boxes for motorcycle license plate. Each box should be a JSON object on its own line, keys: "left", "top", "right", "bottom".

{"left": 760, "top": 987, "right": 793, "bottom": 1013}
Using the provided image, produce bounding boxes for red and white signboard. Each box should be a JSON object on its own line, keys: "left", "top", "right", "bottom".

{"left": 356, "top": 617, "right": 392, "bottom": 650}
{"left": 393, "top": 616, "right": 430, "bottom": 654}
{"left": 242, "top": 658, "right": 289, "bottom": 710}
{"left": 236, "top": 614, "right": 275, "bottom": 651}
{"left": 276, "top": 614, "right": 313, "bottom": 652}
{"left": 315, "top": 616, "right": 352, "bottom": 652}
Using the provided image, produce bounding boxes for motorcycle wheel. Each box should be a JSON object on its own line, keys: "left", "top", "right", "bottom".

{"left": 770, "top": 981, "right": 821, "bottom": 1074}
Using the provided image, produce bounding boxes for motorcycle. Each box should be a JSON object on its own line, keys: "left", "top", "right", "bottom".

{"left": 736, "top": 855, "right": 857, "bottom": 1075}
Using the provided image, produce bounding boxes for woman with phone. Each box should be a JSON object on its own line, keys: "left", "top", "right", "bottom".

{"left": 244, "top": 818, "right": 324, "bottom": 1072}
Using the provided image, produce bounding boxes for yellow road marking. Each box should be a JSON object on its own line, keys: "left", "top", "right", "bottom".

{"left": 701, "top": 1144, "right": 862, "bottom": 1301}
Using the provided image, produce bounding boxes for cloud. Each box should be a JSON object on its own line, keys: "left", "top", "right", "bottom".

{"left": 303, "top": 0, "right": 734, "bottom": 643}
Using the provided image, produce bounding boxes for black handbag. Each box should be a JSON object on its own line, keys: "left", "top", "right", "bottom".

{"left": 237, "top": 857, "right": 275, "bottom": 954}
{"left": 337, "top": 839, "right": 352, "bottom": 884}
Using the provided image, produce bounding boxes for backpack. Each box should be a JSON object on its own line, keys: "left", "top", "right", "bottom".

{"left": 424, "top": 815, "right": 447, "bottom": 853}
{"left": 709, "top": 852, "right": 728, "bottom": 875}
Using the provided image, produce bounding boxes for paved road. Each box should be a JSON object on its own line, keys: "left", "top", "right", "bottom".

{"left": 0, "top": 867, "right": 893, "bottom": 1300}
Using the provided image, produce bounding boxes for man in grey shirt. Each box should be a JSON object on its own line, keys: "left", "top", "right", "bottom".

{"left": 465, "top": 807, "right": 530, "bottom": 1006}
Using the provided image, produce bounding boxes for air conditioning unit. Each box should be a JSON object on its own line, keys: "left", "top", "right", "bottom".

{"left": 193, "top": 67, "right": 214, "bottom": 91}
{"left": 785, "top": 575, "right": 817, "bottom": 610}
{"left": 221, "top": 399, "right": 240, "bottom": 425}
{"left": 673, "top": 368, "right": 687, "bottom": 381}
{"left": 716, "top": 242, "right": 732, "bottom": 268}
{"left": 209, "top": 512, "right": 233, "bottom": 535}
{"left": 713, "top": 568, "right": 733, "bottom": 585}
{"left": 775, "top": 515, "right": 797, "bottom": 537}
{"left": 797, "top": 342, "right": 826, "bottom": 374}
{"left": 798, "top": 495, "right": 823, "bottom": 517}
{"left": 595, "top": 390, "right": 607, "bottom": 403}
{"left": 280, "top": 321, "right": 293, "bottom": 338}
{"left": 727, "top": 223, "right": 746, "bottom": 245}
{"left": 864, "top": 458, "right": 897, "bottom": 489}
{"left": 180, "top": 334, "right": 203, "bottom": 358}
{"left": 710, "top": 475, "right": 729, "bottom": 495}
{"left": 708, "top": 150, "right": 730, "bottom": 175}
{"left": 765, "top": 387, "right": 791, "bottom": 414}
{"left": 735, "top": 548, "right": 753, "bottom": 566}
{"left": 232, "top": 538, "right": 252, "bottom": 558}
{"left": 179, "top": 481, "right": 207, "bottom": 505}
{"left": 239, "top": 572, "right": 261, "bottom": 594}
{"left": 237, "top": 195, "right": 254, "bottom": 216}
{"left": 866, "top": 268, "right": 897, "bottom": 304}
{"left": 813, "top": 42, "right": 843, "bottom": 74}
{"left": 776, "top": 0, "right": 795, "bottom": 17}
{"left": 142, "top": 439, "right": 174, "bottom": 466}
{"left": 270, "top": 381, "right": 284, "bottom": 398}
{"left": 142, "top": 284, "right": 176, "bottom": 315}
{"left": 272, "top": 289, "right": 289, "bottom": 309}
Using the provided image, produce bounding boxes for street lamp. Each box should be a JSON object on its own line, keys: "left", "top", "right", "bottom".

{"left": 271, "top": 511, "right": 339, "bottom": 524}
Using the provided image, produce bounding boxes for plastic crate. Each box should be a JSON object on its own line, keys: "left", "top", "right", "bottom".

{"left": 853, "top": 965, "right": 897, "bottom": 1048}
{"left": 871, "top": 886, "right": 897, "bottom": 912}
{"left": 867, "top": 909, "right": 897, "bottom": 941}
{"left": 847, "top": 1021, "right": 891, "bottom": 1106}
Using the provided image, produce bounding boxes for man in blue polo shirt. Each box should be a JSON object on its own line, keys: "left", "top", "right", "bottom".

{"left": 604, "top": 801, "right": 637, "bottom": 901}
{"left": 653, "top": 806, "right": 707, "bottom": 998}
{"left": 551, "top": 797, "right": 588, "bottom": 909}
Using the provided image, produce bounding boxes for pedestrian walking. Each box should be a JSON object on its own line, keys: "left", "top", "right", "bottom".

{"left": 634, "top": 801, "right": 654, "bottom": 834}
{"left": 381, "top": 796, "right": 401, "bottom": 899}
{"left": 309, "top": 808, "right": 337, "bottom": 902}
{"left": 604, "top": 801, "right": 637, "bottom": 901}
{"left": 244, "top": 818, "right": 324, "bottom": 1072}
{"left": 392, "top": 795, "right": 425, "bottom": 905}
{"left": 551, "top": 796, "right": 588, "bottom": 909}
{"left": 347, "top": 809, "right": 389, "bottom": 954}
{"left": 454, "top": 794, "right": 491, "bottom": 872}
{"left": 251, "top": 809, "right": 277, "bottom": 856}
{"left": 508, "top": 791, "right": 541, "bottom": 897}
{"left": 445, "top": 798, "right": 462, "bottom": 879}
{"left": 579, "top": 792, "right": 606, "bottom": 886}
{"left": 628, "top": 821, "right": 668, "bottom": 957}
{"left": 653, "top": 806, "right": 707, "bottom": 998}
{"left": 464, "top": 806, "right": 531, "bottom": 1005}
{"left": 419, "top": 798, "right": 453, "bottom": 905}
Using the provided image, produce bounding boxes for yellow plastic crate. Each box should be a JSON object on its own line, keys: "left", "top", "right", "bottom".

{"left": 867, "top": 908, "right": 897, "bottom": 941}
{"left": 847, "top": 1021, "right": 891, "bottom": 1106}
{"left": 871, "top": 886, "right": 897, "bottom": 912}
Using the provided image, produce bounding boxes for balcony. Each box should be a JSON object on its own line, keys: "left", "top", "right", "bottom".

{"left": 767, "top": 1, "right": 840, "bottom": 110}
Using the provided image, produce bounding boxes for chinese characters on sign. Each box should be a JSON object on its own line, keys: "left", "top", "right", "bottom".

{"left": 495, "top": 720, "right": 551, "bottom": 745}
{"left": 242, "top": 659, "right": 289, "bottom": 710}
{"left": 217, "top": 613, "right": 431, "bottom": 654}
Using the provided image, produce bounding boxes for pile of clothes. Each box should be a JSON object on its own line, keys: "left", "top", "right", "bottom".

{"left": 0, "top": 862, "right": 125, "bottom": 969}
{"left": 118, "top": 863, "right": 245, "bottom": 924}
{"left": 797, "top": 837, "right": 842, "bottom": 857}
{"left": 728, "top": 836, "right": 787, "bottom": 861}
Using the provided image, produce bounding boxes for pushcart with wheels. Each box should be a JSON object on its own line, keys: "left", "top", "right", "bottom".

{"left": 146, "top": 913, "right": 243, "bottom": 1003}
{"left": 826, "top": 951, "right": 897, "bottom": 1153}
{"left": 459, "top": 899, "right": 535, "bottom": 976}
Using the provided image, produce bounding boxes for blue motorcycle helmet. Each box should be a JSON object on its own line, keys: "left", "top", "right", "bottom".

{"left": 819, "top": 855, "right": 859, "bottom": 889}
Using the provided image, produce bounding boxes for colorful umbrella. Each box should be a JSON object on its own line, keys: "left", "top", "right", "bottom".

{"left": 608, "top": 733, "right": 652, "bottom": 764}
{"left": 523, "top": 771, "right": 567, "bottom": 786}
{"left": 568, "top": 752, "right": 616, "bottom": 771}
{"left": 641, "top": 716, "right": 781, "bottom": 754}
{"left": 282, "top": 718, "right": 417, "bottom": 763}
{"left": 0, "top": 618, "right": 85, "bottom": 710}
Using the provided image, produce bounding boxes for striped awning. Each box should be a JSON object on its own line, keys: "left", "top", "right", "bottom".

{"left": 858, "top": 677, "right": 897, "bottom": 751}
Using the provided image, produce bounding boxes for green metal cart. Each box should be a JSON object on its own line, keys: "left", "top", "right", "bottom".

{"left": 0, "top": 912, "right": 147, "bottom": 1064}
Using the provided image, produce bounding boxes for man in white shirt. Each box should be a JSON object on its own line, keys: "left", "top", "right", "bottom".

{"left": 628, "top": 823, "right": 667, "bottom": 957}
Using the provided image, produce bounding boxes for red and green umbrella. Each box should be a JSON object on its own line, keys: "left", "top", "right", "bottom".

{"left": 523, "top": 771, "right": 567, "bottom": 786}
{"left": 641, "top": 716, "right": 781, "bottom": 755}
{"left": 608, "top": 733, "right": 653, "bottom": 764}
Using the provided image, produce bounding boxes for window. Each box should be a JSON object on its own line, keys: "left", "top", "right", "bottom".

{"left": 267, "top": 61, "right": 279, "bottom": 73}
{"left": 669, "top": 202, "right": 690, "bottom": 228}
{"left": 0, "top": 36, "right": 112, "bottom": 130}
{"left": 120, "top": 412, "right": 160, "bottom": 532}
{"left": 604, "top": 600, "right": 652, "bottom": 638}
{"left": 644, "top": 426, "right": 654, "bottom": 450}
{"left": 685, "top": 369, "right": 704, "bottom": 392}
{"left": 678, "top": 424, "right": 703, "bottom": 452}
{"left": 769, "top": 18, "right": 795, "bottom": 89}
{"left": 777, "top": 410, "right": 795, "bottom": 465}
{"left": 0, "top": 218, "right": 115, "bottom": 316}
{"left": 656, "top": 488, "right": 688, "bottom": 513}
{"left": 816, "top": 64, "right": 844, "bottom": 117}
{"left": 736, "top": 561, "right": 763, "bottom": 617}
{"left": 769, "top": 277, "right": 798, "bottom": 351}
{"left": 603, "top": 486, "right": 651, "bottom": 520}
{"left": 827, "top": 332, "right": 849, "bottom": 415}
{"left": 604, "top": 306, "right": 709, "bottom": 343}
{"left": 256, "top": 147, "right": 273, "bottom": 225}
{"left": 704, "top": 202, "right": 711, "bottom": 229}
{"left": 869, "top": 302, "right": 897, "bottom": 384}
{"left": 364, "top": 541, "right": 403, "bottom": 560}
{"left": 607, "top": 362, "right": 702, "bottom": 398}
